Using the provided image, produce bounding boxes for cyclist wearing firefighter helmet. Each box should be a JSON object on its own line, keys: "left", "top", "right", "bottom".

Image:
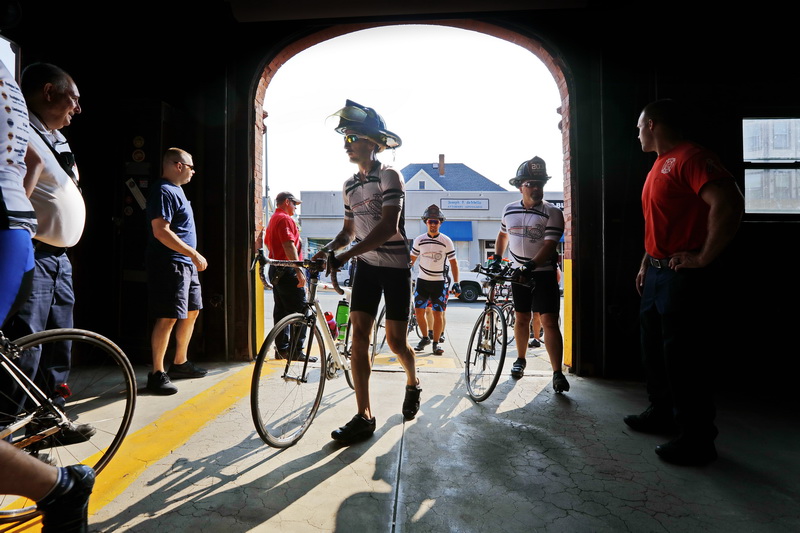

{"left": 494, "top": 156, "right": 568, "bottom": 393}
{"left": 314, "top": 100, "right": 420, "bottom": 445}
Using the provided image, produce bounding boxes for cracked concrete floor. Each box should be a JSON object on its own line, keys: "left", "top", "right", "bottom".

{"left": 85, "top": 362, "right": 799, "bottom": 533}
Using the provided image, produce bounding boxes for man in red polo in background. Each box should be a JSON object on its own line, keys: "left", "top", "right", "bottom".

{"left": 264, "top": 191, "right": 313, "bottom": 361}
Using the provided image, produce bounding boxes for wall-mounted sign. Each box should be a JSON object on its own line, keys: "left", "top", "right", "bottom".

{"left": 440, "top": 198, "right": 489, "bottom": 210}
{"left": 132, "top": 149, "right": 145, "bottom": 162}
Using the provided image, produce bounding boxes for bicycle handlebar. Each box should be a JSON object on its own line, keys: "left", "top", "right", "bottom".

{"left": 259, "top": 257, "right": 345, "bottom": 295}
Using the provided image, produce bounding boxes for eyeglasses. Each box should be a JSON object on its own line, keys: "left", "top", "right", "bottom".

{"left": 426, "top": 219, "right": 441, "bottom": 225}
{"left": 522, "top": 180, "right": 544, "bottom": 188}
{"left": 174, "top": 161, "right": 195, "bottom": 170}
{"left": 344, "top": 134, "right": 368, "bottom": 144}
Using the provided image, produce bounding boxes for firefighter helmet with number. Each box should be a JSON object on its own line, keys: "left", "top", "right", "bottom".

{"left": 422, "top": 204, "right": 445, "bottom": 221}
{"left": 509, "top": 156, "right": 551, "bottom": 187}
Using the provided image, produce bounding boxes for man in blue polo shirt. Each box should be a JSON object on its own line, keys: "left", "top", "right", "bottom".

{"left": 145, "top": 147, "right": 208, "bottom": 395}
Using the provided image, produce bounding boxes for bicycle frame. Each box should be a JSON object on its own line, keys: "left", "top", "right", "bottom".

{"left": 0, "top": 336, "right": 69, "bottom": 443}
{"left": 262, "top": 258, "right": 352, "bottom": 377}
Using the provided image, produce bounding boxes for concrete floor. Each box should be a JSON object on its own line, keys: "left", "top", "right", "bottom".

{"left": 18, "top": 292, "right": 799, "bottom": 532}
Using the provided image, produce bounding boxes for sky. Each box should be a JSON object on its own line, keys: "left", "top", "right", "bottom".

{"left": 263, "top": 24, "right": 563, "bottom": 203}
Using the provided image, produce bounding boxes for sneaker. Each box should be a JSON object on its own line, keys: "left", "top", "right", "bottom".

{"left": 553, "top": 371, "right": 570, "bottom": 393}
{"left": 29, "top": 413, "right": 96, "bottom": 447}
{"left": 439, "top": 333, "right": 445, "bottom": 343}
{"left": 402, "top": 381, "right": 422, "bottom": 420}
{"left": 624, "top": 405, "right": 677, "bottom": 434}
{"left": 414, "top": 336, "right": 431, "bottom": 352}
{"left": 276, "top": 350, "right": 318, "bottom": 363}
{"left": 432, "top": 342, "right": 444, "bottom": 356}
{"left": 528, "top": 338, "right": 541, "bottom": 348}
{"left": 147, "top": 371, "right": 178, "bottom": 395}
{"left": 510, "top": 358, "right": 526, "bottom": 378}
{"left": 168, "top": 361, "right": 208, "bottom": 379}
{"left": 37, "top": 464, "right": 95, "bottom": 533}
{"left": 331, "top": 414, "right": 376, "bottom": 445}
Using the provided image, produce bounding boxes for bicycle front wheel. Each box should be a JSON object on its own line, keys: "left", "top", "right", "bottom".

{"left": 0, "top": 328, "right": 136, "bottom": 524}
{"left": 464, "top": 306, "right": 507, "bottom": 402}
{"left": 251, "top": 314, "right": 326, "bottom": 448}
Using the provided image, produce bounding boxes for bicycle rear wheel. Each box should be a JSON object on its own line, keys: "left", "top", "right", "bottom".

{"left": 464, "top": 306, "right": 507, "bottom": 402}
{"left": 501, "top": 301, "right": 516, "bottom": 346}
{"left": 371, "top": 305, "right": 388, "bottom": 364}
{"left": 0, "top": 328, "right": 136, "bottom": 524}
{"left": 251, "top": 314, "right": 326, "bottom": 448}
{"left": 342, "top": 320, "right": 355, "bottom": 390}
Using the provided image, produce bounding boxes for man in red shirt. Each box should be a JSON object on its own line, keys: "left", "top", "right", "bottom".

{"left": 627, "top": 99, "right": 744, "bottom": 466}
{"left": 264, "top": 191, "right": 313, "bottom": 361}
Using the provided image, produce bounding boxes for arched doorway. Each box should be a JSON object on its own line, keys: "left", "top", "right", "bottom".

{"left": 251, "top": 21, "right": 575, "bottom": 366}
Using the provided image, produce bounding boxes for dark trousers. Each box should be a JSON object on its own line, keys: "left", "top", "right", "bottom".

{"left": 639, "top": 265, "right": 719, "bottom": 441}
{"left": 268, "top": 266, "right": 307, "bottom": 352}
{"left": 0, "top": 251, "right": 74, "bottom": 419}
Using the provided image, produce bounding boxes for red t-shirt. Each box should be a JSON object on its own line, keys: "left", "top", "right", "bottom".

{"left": 642, "top": 141, "right": 733, "bottom": 259}
{"left": 265, "top": 209, "right": 302, "bottom": 260}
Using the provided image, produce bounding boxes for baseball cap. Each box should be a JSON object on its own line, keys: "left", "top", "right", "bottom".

{"left": 275, "top": 192, "right": 301, "bottom": 205}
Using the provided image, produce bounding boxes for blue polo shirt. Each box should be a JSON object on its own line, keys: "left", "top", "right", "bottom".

{"left": 146, "top": 178, "right": 196, "bottom": 264}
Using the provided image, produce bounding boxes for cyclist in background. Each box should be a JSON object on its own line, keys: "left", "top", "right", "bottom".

{"left": 410, "top": 204, "right": 460, "bottom": 355}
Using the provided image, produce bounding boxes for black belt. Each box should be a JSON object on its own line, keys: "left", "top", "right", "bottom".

{"left": 32, "top": 239, "right": 69, "bottom": 256}
{"left": 647, "top": 255, "right": 670, "bottom": 269}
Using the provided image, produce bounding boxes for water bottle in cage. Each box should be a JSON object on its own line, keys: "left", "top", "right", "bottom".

{"left": 335, "top": 298, "right": 350, "bottom": 340}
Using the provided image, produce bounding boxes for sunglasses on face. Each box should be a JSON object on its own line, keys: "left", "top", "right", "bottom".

{"left": 522, "top": 180, "right": 545, "bottom": 188}
{"left": 426, "top": 219, "right": 441, "bottom": 225}
{"left": 344, "top": 134, "right": 368, "bottom": 144}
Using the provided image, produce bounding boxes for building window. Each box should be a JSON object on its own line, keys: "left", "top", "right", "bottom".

{"left": 419, "top": 181, "right": 426, "bottom": 190}
{"left": 742, "top": 118, "right": 800, "bottom": 214}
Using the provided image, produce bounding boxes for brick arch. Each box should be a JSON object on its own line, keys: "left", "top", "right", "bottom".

{"left": 252, "top": 20, "right": 573, "bottom": 261}
{"left": 252, "top": 20, "right": 575, "bottom": 365}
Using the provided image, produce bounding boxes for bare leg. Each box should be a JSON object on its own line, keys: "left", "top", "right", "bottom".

{"left": 415, "top": 307, "right": 429, "bottom": 337}
{"left": 541, "top": 312, "right": 564, "bottom": 371}
{"left": 349, "top": 310, "right": 374, "bottom": 419}
{"left": 532, "top": 312, "right": 543, "bottom": 341}
{"left": 172, "top": 310, "right": 199, "bottom": 365}
{"left": 386, "top": 318, "right": 418, "bottom": 386}
{"left": 0, "top": 440, "right": 57, "bottom": 500}
{"left": 432, "top": 310, "right": 445, "bottom": 341}
{"left": 514, "top": 310, "right": 532, "bottom": 359}
{"left": 150, "top": 317, "right": 177, "bottom": 373}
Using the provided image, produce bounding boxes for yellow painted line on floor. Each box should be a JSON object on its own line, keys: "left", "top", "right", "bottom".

{"left": 373, "top": 355, "right": 456, "bottom": 368}
{"left": 6, "top": 363, "right": 256, "bottom": 532}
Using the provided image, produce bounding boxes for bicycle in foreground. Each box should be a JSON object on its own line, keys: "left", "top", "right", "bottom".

{"left": 0, "top": 328, "right": 136, "bottom": 524}
{"left": 464, "top": 263, "right": 520, "bottom": 402}
{"left": 250, "top": 257, "right": 355, "bottom": 448}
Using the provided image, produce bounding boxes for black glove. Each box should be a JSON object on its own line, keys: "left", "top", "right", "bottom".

{"left": 511, "top": 260, "right": 537, "bottom": 287}
{"left": 326, "top": 250, "right": 343, "bottom": 277}
{"left": 451, "top": 282, "right": 461, "bottom": 296}
{"left": 487, "top": 255, "right": 503, "bottom": 272}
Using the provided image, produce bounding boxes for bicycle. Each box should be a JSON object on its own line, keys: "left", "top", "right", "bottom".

{"left": 0, "top": 328, "right": 136, "bottom": 524}
{"left": 250, "top": 257, "right": 355, "bottom": 448}
{"left": 492, "top": 282, "right": 516, "bottom": 346}
{"left": 464, "top": 263, "right": 519, "bottom": 402}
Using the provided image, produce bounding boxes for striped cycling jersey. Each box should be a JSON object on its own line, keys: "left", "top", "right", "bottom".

{"left": 499, "top": 199, "right": 563, "bottom": 270}
{"left": 342, "top": 164, "right": 410, "bottom": 269}
{"left": 411, "top": 232, "right": 455, "bottom": 281}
